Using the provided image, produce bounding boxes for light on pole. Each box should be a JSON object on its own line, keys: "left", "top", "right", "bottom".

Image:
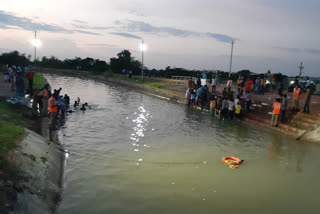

{"left": 229, "top": 40, "right": 234, "bottom": 78}
{"left": 139, "top": 40, "right": 147, "bottom": 81}
{"left": 31, "top": 30, "right": 41, "bottom": 71}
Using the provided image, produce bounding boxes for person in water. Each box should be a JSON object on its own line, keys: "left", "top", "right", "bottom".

{"left": 74, "top": 101, "right": 79, "bottom": 107}
{"left": 80, "top": 104, "right": 86, "bottom": 111}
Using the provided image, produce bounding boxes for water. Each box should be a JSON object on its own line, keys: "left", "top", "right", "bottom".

{"left": 45, "top": 75, "right": 320, "bottom": 214}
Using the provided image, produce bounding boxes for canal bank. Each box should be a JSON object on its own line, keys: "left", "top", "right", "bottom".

{"left": 0, "top": 74, "right": 64, "bottom": 214}
{"left": 39, "top": 68, "right": 320, "bottom": 144}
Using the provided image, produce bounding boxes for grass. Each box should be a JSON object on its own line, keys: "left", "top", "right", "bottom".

{"left": 0, "top": 102, "right": 25, "bottom": 122}
{"left": 40, "top": 156, "right": 48, "bottom": 164}
{"left": 0, "top": 120, "right": 24, "bottom": 155}
{"left": 24, "top": 72, "right": 48, "bottom": 90}
{"left": 144, "top": 82, "right": 168, "bottom": 88}
{"left": 104, "top": 72, "right": 168, "bottom": 88}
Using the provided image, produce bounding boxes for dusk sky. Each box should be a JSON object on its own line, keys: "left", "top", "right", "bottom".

{"left": 0, "top": 0, "right": 319, "bottom": 76}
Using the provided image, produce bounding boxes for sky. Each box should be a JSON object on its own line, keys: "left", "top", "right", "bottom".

{"left": 0, "top": 0, "right": 319, "bottom": 76}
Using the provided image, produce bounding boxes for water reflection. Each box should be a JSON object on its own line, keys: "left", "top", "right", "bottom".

{"left": 129, "top": 104, "right": 151, "bottom": 164}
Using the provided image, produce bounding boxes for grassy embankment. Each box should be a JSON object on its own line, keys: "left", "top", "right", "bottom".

{"left": 1, "top": 73, "right": 47, "bottom": 158}
{"left": 0, "top": 103, "right": 25, "bottom": 158}
{"left": 103, "top": 72, "right": 168, "bottom": 88}
{"left": 24, "top": 72, "right": 48, "bottom": 90}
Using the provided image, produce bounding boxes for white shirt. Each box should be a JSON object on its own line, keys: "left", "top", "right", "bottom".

{"left": 212, "top": 78, "right": 217, "bottom": 86}
{"left": 234, "top": 98, "right": 239, "bottom": 107}
{"left": 228, "top": 101, "right": 234, "bottom": 111}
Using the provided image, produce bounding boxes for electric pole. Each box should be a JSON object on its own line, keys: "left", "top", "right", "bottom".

{"left": 141, "top": 40, "right": 144, "bottom": 81}
{"left": 229, "top": 40, "right": 234, "bottom": 78}
{"left": 298, "top": 62, "right": 304, "bottom": 83}
{"left": 34, "top": 30, "right": 37, "bottom": 71}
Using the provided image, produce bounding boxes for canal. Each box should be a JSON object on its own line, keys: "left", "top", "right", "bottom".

{"left": 45, "top": 74, "right": 320, "bottom": 214}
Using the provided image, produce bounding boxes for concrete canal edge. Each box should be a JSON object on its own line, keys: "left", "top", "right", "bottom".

{"left": 12, "top": 128, "right": 64, "bottom": 214}
{"left": 1, "top": 73, "right": 65, "bottom": 214}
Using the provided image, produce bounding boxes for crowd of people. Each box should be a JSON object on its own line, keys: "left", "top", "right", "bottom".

{"left": 1, "top": 64, "right": 90, "bottom": 131}
{"left": 185, "top": 75, "right": 256, "bottom": 121}
{"left": 186, "top": 73, "right": 313, "bottom": 127}
{"left": 34, "top": 86, "right": 89, "bottom": 130}
{"left": 1, "top": 64, "right": 35, "bottom": 97}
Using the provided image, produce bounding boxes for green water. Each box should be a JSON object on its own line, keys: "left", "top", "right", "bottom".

{"left": 45, "top": 75, "right": 320, "bottom": 214}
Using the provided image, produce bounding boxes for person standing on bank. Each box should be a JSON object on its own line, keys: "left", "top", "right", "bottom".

{"left": 27, "top": 68, "right": 35, "bottom": 92}
{"left": 293, "top": 85, "right": 301, "bottom": 111}
{"left": 40, "top": 86, "right": 49, "bottom": 116}
{"left": 271, "top": 98, "right": 282, "bottom": 127}
{"left": 281, "top": 94, "right": 287, "bottom": 123}
{"left": 304, "top": 86, "right": 312, "bottom": 113}
{"left": 48, "top": 94, "right": 58, "bottom": 130}
{"left": 212, "top": 74, "right": 217, "bottom": 94}
{"left": 226, "top": 77, "right": 232, "bottom": 95}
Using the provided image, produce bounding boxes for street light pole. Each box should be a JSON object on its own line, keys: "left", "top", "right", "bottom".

{"left": 298, "top": 62, "right": 304, "bottom": 84}
{"left": 141, "top": 40, "right": 144, "bottom": 81}
{"left": 34, "top": 30, "right": 37, "bottom": 71}
{"left": 229, "top": 40, "right": 234, "bottom": 78}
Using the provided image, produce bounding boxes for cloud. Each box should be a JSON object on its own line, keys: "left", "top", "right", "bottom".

{"left": 115, "top": 20, "right": 235, "bottom": 43}
{"left": 86, "top": 43, "right": 116, "bottom": 47}
{"left": 273, "top": 46, "right": 320, "bottom": 55}
{"left": 273, "top": 46, "right": 302, "bottom": 53}
{"left": 72, "top": 23, "right": 111, "bottom": 30}
{"left": 128, "top": 9, "right": 147, "bottom": 17}
{"left": 74, "top": 30, "right": 102, "bottom": 35}
{"left": 110, "top": 32, "right": 142, "bottom": 39}
{"left": 0, "top": 10, "right": 69, "bottom": 32}
{"left": 205, "top": 33, "right": 235, "bottom": 43}
{"left": 304, "top": 48, "right": 320, "bottom": 55}
{"left": 0, "top": 23, "right": 12, "bottom": 29}
{"left": 0, "top": 10, "right": 101, "bottom": 36}
{"left": 73, "top": 19, "right": 88, "bottom": 24}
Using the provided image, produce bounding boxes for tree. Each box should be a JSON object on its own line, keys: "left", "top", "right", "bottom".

{"left": 0, "top": 51, "right": 30, "bottom": 66}
{"left": 110, "top": 50, "right": 142, "bottom": 74}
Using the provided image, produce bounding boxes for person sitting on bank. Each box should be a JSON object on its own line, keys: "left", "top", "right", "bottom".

{"left": 271, "top": 98, "right": 282, "bottom": 127}
{"left": 48, "top": 94, "right": 58, "bottom": 130}
{"left": 80, "top": 104, "right": 86, "bottom": 111}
